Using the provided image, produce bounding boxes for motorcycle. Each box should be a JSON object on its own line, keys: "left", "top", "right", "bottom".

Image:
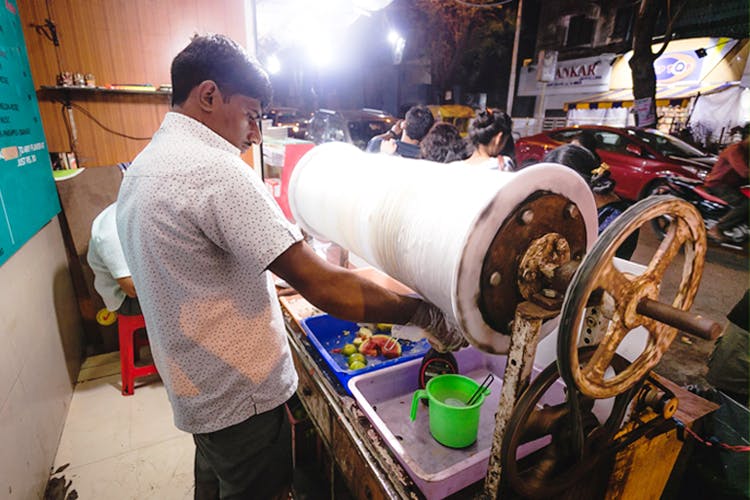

{"left": 650, "top": 176, "right": 749, "bottom": 251}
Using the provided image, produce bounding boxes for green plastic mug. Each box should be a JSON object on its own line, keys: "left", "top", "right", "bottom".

{"left": 410, "top": 374, "right": 491, "bottom": 448}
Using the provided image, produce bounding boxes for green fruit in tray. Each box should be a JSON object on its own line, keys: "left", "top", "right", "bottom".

{"left": 341, "top": 343, "right": 357, "bottom": 356}
{"left": 352, "top": 337, "right": 364, "bottom": 347}
{"left": 348, "top": 353, "right": 367, "bottom": 365}
{"left": 349, "top": 360, "right": 366, "bottom": 370}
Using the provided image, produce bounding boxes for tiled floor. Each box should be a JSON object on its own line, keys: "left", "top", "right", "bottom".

{"left": 51, "top": 353, "right": 194, "bottom": 499}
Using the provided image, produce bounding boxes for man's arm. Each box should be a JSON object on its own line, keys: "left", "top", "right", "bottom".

{"left": 269, "top": 241, "right": 419, "bottom": 323}
{"left": 365, "top": 120, "right": 404, "bottom": 153}
{"left": 268, "top": 241, "right": 467, "bottom": 352}
{"left": 116, "top": 276, "right": 137, "bottom": 298}
{"left": 724, "top": 142, "right": 749, "bottom": 179}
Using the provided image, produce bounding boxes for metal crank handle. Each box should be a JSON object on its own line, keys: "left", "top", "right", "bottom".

{"left": 636, "top": 298, "right": 722, "bottom": 340}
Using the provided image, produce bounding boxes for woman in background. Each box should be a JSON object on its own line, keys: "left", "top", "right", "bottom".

{"left": 464, "top": 108, "right": 515, "bottom": 171}
{"left": 420, "top": 122, "right": 469, "bottom": 163}
{"left": 543, "top": 130, "right": 638, "bottom": 260}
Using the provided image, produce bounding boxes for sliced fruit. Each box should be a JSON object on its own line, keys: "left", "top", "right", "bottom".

{"left": 348, "top": 353, "right": 367, "bottom": 365}
{"left": 358, "top": 334, "right": 402, "bottom": 358}
{"left": 358, "top": 338, "right": 379, "bottom": 357}
{"left": 352, "top": 337, "right": 364, "bottom": 347}
{"left": 357, "top": 326, "right": 374, "bottom": 338}
{"left": 376, "top": 323, "right": 393, "bottom": 332}
{"left": 381, "top": 336, "right": 402, "bottom": 359}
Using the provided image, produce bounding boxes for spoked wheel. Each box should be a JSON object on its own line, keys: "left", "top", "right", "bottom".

{"left": 645, "top": 187, "right": 676, "bottom": 240}
{"left": 501, "top": 347, "right": 633, "bottom": 499}
{"left": 558, "top": 196, "right": 706, "bottom": 399}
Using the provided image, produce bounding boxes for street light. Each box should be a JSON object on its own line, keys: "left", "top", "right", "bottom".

{"left": 266, "top": 54, "right": 281, "bottom": 74}
{"left": 387, "top": 30, "right": 405, "bottom": 64}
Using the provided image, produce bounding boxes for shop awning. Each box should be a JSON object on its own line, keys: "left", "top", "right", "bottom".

{"left": 563, "top": 81, "right": 738, "bottom": 111}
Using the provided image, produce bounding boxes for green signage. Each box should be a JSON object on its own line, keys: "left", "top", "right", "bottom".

{"left": 0, "top": 0, "right": 60, "bottom": 266}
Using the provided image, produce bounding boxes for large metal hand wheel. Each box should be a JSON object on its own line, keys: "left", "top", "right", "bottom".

{"left": 501, "top": 347, "right": 633, "bottom": 499}
{"left": 557, "top": 196, "right": 706, "bottom": 399}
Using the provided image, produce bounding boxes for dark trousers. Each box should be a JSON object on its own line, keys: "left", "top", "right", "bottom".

{"left": 117, "top": 296, "right": 142, "bottom": 316}
{"left": 193, "top": 404, "right": 292, "bottom": 500}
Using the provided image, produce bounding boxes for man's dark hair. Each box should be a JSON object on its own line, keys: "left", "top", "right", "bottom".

{"left": 404, "top": 105, "right": 435, "bottom": 142}
{"left": 171, "top": 34, "right": 272, "bottom": 108}
{"left": 468, "top": 108, "right": 512, "bottom": 147}
{"left": 420, "top": 123, "right": 469, "bottom": 163}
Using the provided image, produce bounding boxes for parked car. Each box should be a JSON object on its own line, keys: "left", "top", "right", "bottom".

{"left": 263, "top": 107, "right": 309, "bottom": 139}
{"left": 306, "top": 108, "right": 397, "bottom": 150}
{"left": 515, "top": 126, "right": 717, "bottom": 201}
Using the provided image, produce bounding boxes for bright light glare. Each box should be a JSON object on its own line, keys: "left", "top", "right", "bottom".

{"left": 387, "top": 30, "right": 400, "bottom": 45}
{"left": 309, "top": 42, "right": 333, "bottom": 68}
{"left": 266, "top": 55, "right": 281, "bottom": 75}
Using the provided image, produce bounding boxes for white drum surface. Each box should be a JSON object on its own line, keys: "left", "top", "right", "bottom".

{"left": 289, "top": 142, "right": 597, "bottom": 353}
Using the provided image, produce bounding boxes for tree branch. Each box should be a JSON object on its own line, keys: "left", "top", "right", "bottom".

{"left": 654, "top": 0, "right": 687, "bottom": 59}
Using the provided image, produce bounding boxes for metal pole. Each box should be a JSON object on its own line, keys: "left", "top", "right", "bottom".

{"left": 506, "top": 0, "right": 524, "bottom": 116}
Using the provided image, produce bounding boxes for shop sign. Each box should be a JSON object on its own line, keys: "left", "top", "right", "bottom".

{"left": 547, "top": 56, "right": 612, "bottom": 89}
{"left": 634, "top": 97, "right": 656, "bottom": 127}
{"left": 654, "top": 52, "right": 701, "bottom": 84}
{"left": 518, "top": 55, "right": 614, "bottom": 96}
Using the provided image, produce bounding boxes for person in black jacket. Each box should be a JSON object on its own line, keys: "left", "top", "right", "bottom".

{"left": 366, "top": 105, "right": 435, "bottom": 159}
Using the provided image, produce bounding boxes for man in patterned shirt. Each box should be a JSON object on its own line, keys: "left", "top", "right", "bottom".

{"left": 117, "top": 34, "right": 464, "bottom": 499}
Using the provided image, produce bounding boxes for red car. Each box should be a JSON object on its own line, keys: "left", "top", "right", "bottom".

{"left": 515, "top": 126, "right": 717, "bottom": 201}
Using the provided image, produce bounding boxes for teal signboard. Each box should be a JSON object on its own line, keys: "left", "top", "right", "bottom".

{"left": 0, "top": 0, "right": 60, "bottom": 266}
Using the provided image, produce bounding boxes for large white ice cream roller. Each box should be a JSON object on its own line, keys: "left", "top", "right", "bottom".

{"left": 288, "top": 142, "right": 598, "bottom": 354}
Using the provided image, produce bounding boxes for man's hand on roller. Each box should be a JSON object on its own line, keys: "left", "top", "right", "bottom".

{"left": 408, "top": 301, "right": 468, "bottom": 352}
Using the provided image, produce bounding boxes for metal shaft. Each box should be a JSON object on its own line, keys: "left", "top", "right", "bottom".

{"left": 636, "top": 297, "right": 722, "bottom": 340}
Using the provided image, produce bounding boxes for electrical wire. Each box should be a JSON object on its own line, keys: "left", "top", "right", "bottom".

{"left": 673, "top": 418, "right": 750, "bottom": 453}
{"left": 57, "top": 100, "right": 152, "bottom": 141}
{"left": 44, "top": 0, "right": 63, "bottom": 76}
{"left": 59, "top": 103, "right": 75, "bottom": 152}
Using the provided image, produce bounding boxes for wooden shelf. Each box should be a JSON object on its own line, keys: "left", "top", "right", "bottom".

{"left": 39, "top": 85, "right": 171, "bottom": 96}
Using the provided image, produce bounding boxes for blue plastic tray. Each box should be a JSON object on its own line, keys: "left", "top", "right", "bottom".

{"left": 300, "top": 314, "right": 431, "bottom": 394}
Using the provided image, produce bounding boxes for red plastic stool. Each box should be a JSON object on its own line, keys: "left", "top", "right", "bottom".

{"left": 118, "top": 313, "right": 158, "bottom": 395}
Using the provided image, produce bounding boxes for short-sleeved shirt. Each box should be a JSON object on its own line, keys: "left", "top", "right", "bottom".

{"left": 116, "top": 112, "right": 303, "bottom": 434}
{"left": 87, "top": 202, "right": 130, "bottom": 311}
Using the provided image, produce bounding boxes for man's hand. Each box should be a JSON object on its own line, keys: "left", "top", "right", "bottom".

{"left": 390, "top": 119, "right": 404, "bottom": 138}
{"left": 380, "top": 139, "right": 398, "bottom": 155}
{"left": 407, "top": 301, "right": 467, "bottom": 352}
{"left": 116, "top": 276, "right": 137, "bottom": 298}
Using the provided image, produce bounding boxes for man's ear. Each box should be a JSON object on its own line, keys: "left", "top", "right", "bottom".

{"left": 196, "top": 80, "right": 219, "bottom": 112}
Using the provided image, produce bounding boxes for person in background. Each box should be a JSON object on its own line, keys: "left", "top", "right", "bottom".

{"left": 706, "top": 289, "right": 749, "bottom": 407}
{"left": 117, "top": 34, "right": 465, "bottom": 500}
{"left": 464, "top": 108, "right": 515, "bottom": 170}
{"left": 366, "top": 105, "right": 435, "bottom": 159}
{"left": 543, "top": 130, "right": 639, "bottom": 260}
{"left": 419, "top": 122, "right": 469, "bottom": 163}
{"left": 704, "top": 135, "right": 749, "bottom": 243}
{"left": 87, "top": 202, "right": 140, "bottom": 316}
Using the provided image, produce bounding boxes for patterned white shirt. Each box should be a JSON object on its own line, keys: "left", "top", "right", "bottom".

{"left": 117, "top": 112, "right": 302, "bottom": 433}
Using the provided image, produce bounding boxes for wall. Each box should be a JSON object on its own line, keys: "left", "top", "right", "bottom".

{"left": 0, "top": 2, "right": 251, "bottom": 496}
{"left": 0, "top": 218, "right": 82, "bottom": 499}
{"left": 19, "top": 0, "right": 248, "bottom": 167}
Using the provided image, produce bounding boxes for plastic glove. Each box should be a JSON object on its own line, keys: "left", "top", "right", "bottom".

{"left": 407, "top": 301, "right": 467, "bottom": 353}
